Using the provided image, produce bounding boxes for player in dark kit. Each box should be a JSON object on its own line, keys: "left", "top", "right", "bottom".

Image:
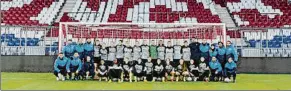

{"left": 153, "top": 59, "right": 165, "bottom": 82}
{"left": 188, "top": 59, "right": 199, "bottom": 81}
{"left": 189, "top": 38, "right": 200, "bottom": 66}
{"left": 133, "top": 59, "right": 144, "bottom": 82}
{"left": 175, "top": 59, "right": 188, "bottom": 82}
{"left": 80, "top": 56, "right": 95, "bottom": 80}
{"left": 144, "top": 57, "right": 154, "bottom": 82}
{"left": 198, "top": 57, "right": 210, "bottom": 82}
{"left": 116, "top": 40, "right": 125, "bottom": 65}
{"left": 108, "top": 59, "right": 123, "bottom": 83}
{"left": 98, "top": 60, "right": 108, "bottom": 81}
{"left": 164, "top": 58, "right": 175, "bottom": 82}
{"left": 122, "top": 58, "right": 133, "bottom": 82}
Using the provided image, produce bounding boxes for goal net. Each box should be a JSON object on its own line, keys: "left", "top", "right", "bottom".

{"left": 58, "top": 23, "right": 226, "bottom": 52}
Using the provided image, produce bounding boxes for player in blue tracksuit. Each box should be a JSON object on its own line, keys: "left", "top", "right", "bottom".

{"left": 66, "top": 52, "right": 83, "bottom": 80}
{"left": 209, "top": 57, "right": 222, "bottom": 82}
{"left": 63, "top": 39, "right": 75, "bottom": 58}
{"left": 225, "top": 58, "right": 237, "bottom": 83}
{"left": 54, "top": 53, "right": 68, "bottom": 81}
{"left": 217, "top": 42, "right": 226, "bottom": 69}
{"left": 84, "top": 39, "right": 94, "bottom": 58}
{"left": 80, "top": 56, "right": 95, "bottom": 80}
{"left": 189, "top": 38, "right": 200, "bottom": 66}
{"left": 209, "top": 44, "right": 218, "bottom": 58}
{"left": 75, "top": 39, "right": 85, "bottom": 61}
{"left": 199, "top": 40, "right": 210, "bottom": 62}
{"left": 225, "top": 41, "right": 238, "bottom": 63}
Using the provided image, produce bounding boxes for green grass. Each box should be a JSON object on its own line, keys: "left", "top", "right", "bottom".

{"left": 1, "top": 72, "right": 291, "bottom": 90}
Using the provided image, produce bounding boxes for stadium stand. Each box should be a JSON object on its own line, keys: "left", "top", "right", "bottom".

{"left": 1, "top": 0, "right": 291, "bottom": 57}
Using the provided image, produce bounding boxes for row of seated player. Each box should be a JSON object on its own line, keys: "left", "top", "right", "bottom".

{"left": 1, "top": 0, "right": 64, "bottom": 25}
{"left": 226, "top": 0, "right": 291, "bottom": 27}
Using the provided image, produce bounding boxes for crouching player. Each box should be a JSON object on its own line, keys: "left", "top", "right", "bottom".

{"left": 122, "top": 58, "right": 133, "bottom": 82}
{"left": 198, "top": 57, "right": 210, "bottom": 82}
{"left": 175, "top": 59, "right": 188, "bottom": 82}
{"left": 209, "top": 57, "right": 222, "bottom": 82}
{"left": 133, "top": 59, "right": 144, "bottom": 82}
{"left": 164, "top": 59, "right": 175, "bottom": 82}
{"left": 153, "top": 59, "right": 165, "bottom": 82}
{"left": 66, "top": 52, "right": 82, "bottom": 80}
{"left": 98, "top": 60, "right": 108, "bottom": 81}
{"left": 144, "top": 57, "right": 154, "bottom": 82}
{"left": 224, "top": 58, "right": 237, "bottom": 83}
{"left": 80, "top": 56, "right": 95, "bottom": 80}
{"left": 188, "top": 59, "right": 199, "bottom": 81}
{"left": 108, "top": 60, "right": 123, "bottom": 83}
{"left": 54, "top": 53, "right": 68, "bottom": 81}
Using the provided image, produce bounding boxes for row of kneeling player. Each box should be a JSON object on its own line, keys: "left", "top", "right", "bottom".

{"left": 54, "top": 52, "right": 237, "bottom": 83}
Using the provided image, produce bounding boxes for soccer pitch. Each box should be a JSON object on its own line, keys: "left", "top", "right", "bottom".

{"left": 1, "top": 72, "right": 291, "bottom": 90}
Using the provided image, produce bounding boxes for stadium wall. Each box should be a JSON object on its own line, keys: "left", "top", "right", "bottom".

{"left": 1, "top": 56, "right": 291, "bottom": 73}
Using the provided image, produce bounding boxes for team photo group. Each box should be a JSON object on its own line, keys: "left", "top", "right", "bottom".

{"left": 54, "top": 38, "right": 238, "bottom": 83}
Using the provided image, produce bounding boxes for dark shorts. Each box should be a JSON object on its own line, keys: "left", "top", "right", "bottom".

{"left": 133, "top": 71, "right": 144, "bottom": 77}
{"left": 70, "top": 65, "right": 79, "bottom": 72}
{"left": 93, "top": 57, "right": 101, "bottom": 64}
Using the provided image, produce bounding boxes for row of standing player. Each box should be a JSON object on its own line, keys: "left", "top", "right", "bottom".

{"left": 54, "top": 52, "right": 237, "bottom": 83}
{"left": 62, "top": 38, "right": 238, "bottom": 68}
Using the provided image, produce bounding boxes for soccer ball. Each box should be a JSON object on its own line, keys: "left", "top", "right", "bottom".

{"left": 187, "top": 77, "right": 192, "bottom": 81}
{"left": 224, "top": 78, "right": 231, "bottom": 83}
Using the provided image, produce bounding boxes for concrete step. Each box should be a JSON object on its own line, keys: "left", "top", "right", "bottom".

{"left": 55, "top": 0, "right": 78, "bottom": 22}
